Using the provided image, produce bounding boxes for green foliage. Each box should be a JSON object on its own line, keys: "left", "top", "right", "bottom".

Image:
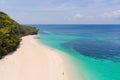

{"left": 18, "top": 25, "right": 38, "bottom": 36}
{"left": 0, "top": 11, "right": 38, "bottom": 59}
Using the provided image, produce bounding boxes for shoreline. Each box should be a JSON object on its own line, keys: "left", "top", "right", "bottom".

{"left": 0, "top": 35, "right": 70, "bottom": 80}
{"left": 36, "top": 35, "right": 84, "bottom": 80}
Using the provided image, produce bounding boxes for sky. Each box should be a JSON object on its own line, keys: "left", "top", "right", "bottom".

{"left": 0, "top": 0, "right": 120, "bottom": 24}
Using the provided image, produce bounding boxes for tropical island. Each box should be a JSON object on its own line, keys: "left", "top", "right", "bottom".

{"left": 0, "top": 0, "right": 120, "bottom": 80}
{"left": 0, "top": 12, "right": 38, "bottom": 58}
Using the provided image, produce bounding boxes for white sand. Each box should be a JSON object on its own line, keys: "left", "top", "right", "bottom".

{"left": 0, "top": 35, "right": 70, "bottom": 80}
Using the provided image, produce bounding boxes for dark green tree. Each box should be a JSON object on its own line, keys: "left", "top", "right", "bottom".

{"left": 0, "top": 11, "right": 38, "bottom": 59}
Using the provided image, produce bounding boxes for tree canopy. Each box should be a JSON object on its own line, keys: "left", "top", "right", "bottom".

{"left": 0, "top": 11, "right": 38, "bottom": 58}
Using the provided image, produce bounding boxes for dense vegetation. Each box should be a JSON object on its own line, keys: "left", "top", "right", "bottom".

{"left": 0, "top": 11, "right": 38, "bottom": 58}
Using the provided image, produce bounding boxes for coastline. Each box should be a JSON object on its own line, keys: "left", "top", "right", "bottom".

{"left": 0, "top": 35, "right": 70, "bottom": 80}
{"left": 37, "top": 35, "right": 84, "bottom": 80}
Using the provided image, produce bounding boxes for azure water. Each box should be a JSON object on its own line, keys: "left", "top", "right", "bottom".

{"left": 33, "top": 24, "right": 120, "bottom": 80}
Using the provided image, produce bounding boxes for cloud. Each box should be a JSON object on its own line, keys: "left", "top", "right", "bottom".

{"left": 35, "top": 3, "right": 76, "bottom": 11}
{"left": 64, "top": 13, "right": 85, "bottom": 22}
{"left": 73, "top": 13, "right": 94, "bottom": 19}
{"left": 74, "top": 13, "right": 84, "bottom": 18}
{"left": 103, "top": 10, "right": 120, "bottom": 18}
{"left": 1, "top": 0, "right": 120, "bottom": 24}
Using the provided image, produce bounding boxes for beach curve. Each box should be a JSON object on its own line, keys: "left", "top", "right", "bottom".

{"left": 0, "top": 35, "right": 70, "bottom": 80}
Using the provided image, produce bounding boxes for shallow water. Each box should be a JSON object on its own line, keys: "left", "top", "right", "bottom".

{"left": 33, "top": 24, "right": 120, "bottom": 80}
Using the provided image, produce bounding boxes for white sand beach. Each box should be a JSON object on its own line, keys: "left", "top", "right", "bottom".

{"left": 0, "top": 35, "right": 70, "bottom": 80}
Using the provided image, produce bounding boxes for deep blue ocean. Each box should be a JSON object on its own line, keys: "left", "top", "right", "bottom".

{"left": 32, "top": 24, "right": 120, "bottom": 80}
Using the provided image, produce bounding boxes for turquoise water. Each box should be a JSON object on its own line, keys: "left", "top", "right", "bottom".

{"left": 35, "top": 25, "right": 120, "bottom": 80}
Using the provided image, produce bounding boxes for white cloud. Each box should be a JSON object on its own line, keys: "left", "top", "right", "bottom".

{"left": 35, "top": 3, "right": 76, "bottom": 11}
{"left": 103, "top": 10, "right": 120, "bottom": 18}
{"left": 64, "top": 13, "right": 85, "bottom": 22}
{"left": 73, "top": 13, "right": 94, "bottom": 19}
{"left": 74, "top": 13, "right": 84, "bottom": 18}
